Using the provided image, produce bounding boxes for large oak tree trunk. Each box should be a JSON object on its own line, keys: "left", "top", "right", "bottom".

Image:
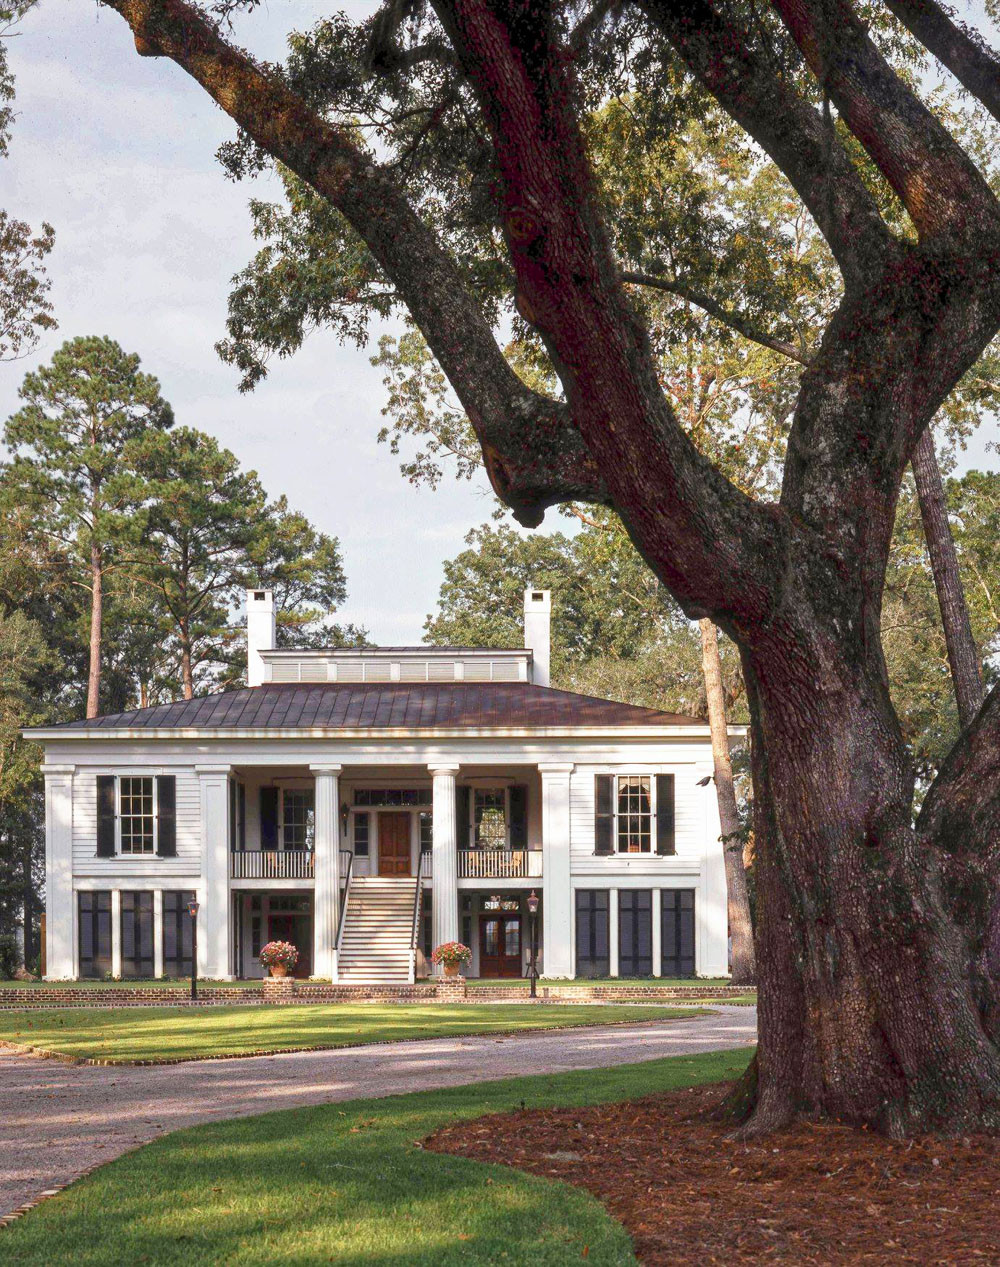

{"left": 732, "top": 625, "right": 1000, "bottom": 1137}
{"left": 699, "top": 619, "right": 756, "bottom": 986}
{"left": 100, "top": 0, "right": 1000, "bottom": 1139}
{"left": 911, "top": 429, "right": 985, "bottom": 728}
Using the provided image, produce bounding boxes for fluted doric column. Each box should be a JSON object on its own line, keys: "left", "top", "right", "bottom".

{"left": 429, "top": 764, "right": 460, "bottom": 968}
{"left": 311, "top": 764, "right": 341, "bottom": 980}
{"left": 42, "top": 764, "right": 75, "bottom": 979}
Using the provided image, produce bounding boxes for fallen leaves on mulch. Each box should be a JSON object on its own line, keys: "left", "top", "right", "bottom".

{"left": 425, "top": 1082, "right": 1000, "bottom": 1264}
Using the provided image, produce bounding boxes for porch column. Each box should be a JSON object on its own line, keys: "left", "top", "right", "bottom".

{"left": 311, "top": 764, "right": 341, "bottom": 980}
{"left": 42, "top": 765, "right": 75, "bottom": 979}
{"left": 539, "top": 763, "right": 574, "bottom": 978}
{"left": 429, "top": 764, "right": 460, "bottom": 967}
{"left": 197, "top": 764, "right": 231, "bottom": 979}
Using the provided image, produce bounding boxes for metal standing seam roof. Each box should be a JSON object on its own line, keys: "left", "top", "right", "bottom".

{"left": 46, "top": 682, "right": 703, "bottom": 731}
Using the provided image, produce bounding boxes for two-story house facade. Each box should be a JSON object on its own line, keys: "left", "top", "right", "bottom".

{"left": 29, "top": 589, "right": 733, "bottom": 983}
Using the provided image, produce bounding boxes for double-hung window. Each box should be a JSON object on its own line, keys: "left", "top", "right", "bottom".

{"left": 281, "top": 789, "right": 315, "bottom": 850}
{"left": 595, "top": 774, "right": 675, "bottom": 856}
{"left": 616, "top": 776, "right": 652, "bottom": 853}
{"left": 474, "top": 788, "right": 508, "bottom": 850}
{"left": 119, "top": 777, "right": 156, "bottom": 854}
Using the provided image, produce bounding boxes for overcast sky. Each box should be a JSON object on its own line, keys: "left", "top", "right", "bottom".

{"left": 3, "top": 3, "right": 997, "bottom": 646}
{"left": 0, "top": 0, "right": 503, "bottom": 644}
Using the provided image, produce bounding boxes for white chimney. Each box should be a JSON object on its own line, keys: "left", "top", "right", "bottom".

{"left": 523, "top": 588, "right": 551, "bottom": 687}
{"left": 246, "top": 589, "right": 275, "bottom": 687}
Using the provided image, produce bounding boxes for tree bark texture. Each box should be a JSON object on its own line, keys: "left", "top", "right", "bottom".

{"left": 100, "top": 0, "right": 1000, "bottom": 1136}
{"left": 180, "top": 623, "right": 194, "bottom": 700}
{"left": 698, "top": 619, "right": 756, "bottom": 987}
{"left": 86, "top": 542, "right": 102, "bottom": 720}
{"left": 911, "top": 429, "right": 985, "bottom": 729}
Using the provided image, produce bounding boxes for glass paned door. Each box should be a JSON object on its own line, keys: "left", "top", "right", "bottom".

{"left": 479, "top": 914, "right": 522, "bottom": 977}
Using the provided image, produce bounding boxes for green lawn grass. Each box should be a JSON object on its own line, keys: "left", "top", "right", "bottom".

{"left": 1, "top": 1047, "right": 753, "bottom": 1265}
{"left": 0, "top": 1002, "right": 700, "bottom": 1063}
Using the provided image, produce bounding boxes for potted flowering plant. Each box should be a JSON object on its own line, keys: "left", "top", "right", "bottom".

{"left": 431, "top": 941, "right": 472, "bottom": 977}
{"left": 259, "top": 940, "right": 299, "bottom": 978}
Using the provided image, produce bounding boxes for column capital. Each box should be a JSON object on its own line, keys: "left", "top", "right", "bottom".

{"left": 41, "top": 764, "right": 76, "bottom": 777}
{"left": 309, "top": 764, "right": 343, "bottom": 776}
{"left": 428, "top": 763, "right": 460, "bottom": 776}
{"left": 195, "top": 763, "right": 231, "bottom": 777}
{"left": 538, "top": 762, "right": 575, "bottom": 776}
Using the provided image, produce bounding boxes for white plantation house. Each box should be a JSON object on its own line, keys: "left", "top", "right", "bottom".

{"left": 28, "top": 589, "right": 734, "bottom": 983}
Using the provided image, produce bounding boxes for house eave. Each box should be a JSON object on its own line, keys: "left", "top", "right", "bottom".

{"left": 24, "top": 723, "right": 740, "bottom": 742}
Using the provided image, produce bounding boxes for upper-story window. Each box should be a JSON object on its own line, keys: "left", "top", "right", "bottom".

{"left": 594, "top": 773, "right": 675, "bottom": 857}
{"left": 119, "top": 776, "right": 156, "bottom": 854}
{"left": 282, "top": 789, "right": 315, "bottom": 850}
{"left": 617, "top": 776, "right": 652, "bottom": 853}
{"left": 474, "top": 788, "right": 508, "bottom": 849}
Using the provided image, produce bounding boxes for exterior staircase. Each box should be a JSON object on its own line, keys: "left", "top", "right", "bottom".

{"left": 337, "top": 876, "right": 417, "bottom": 983}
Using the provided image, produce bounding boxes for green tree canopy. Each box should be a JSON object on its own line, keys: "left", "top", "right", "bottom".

{"left": 3, "top": 335, "right": 173, "bottom": 716}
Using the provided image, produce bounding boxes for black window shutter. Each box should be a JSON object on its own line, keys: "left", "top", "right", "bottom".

{"left": 260, "top": 787, "right": 279, "bottom": 849}
{"left": 656, "top": 774, "right": 676, "bottom": 855}
{"left": 509, "top": 784, "right": 528, "bottom": 849}
{"left": 96, "top": 775, "right": 116, "bottom": 857}
{"left": 157, "top": 776, "right": 177, "bottom": 856}
{"left": 594, "top": 775, "right": 614, "bottom": 855}
{"left": 456, "top": 784, "right": 470, "bottom": 849}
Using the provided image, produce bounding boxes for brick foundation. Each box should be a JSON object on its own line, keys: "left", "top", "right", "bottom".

{"left": 0, "top": 980, "right": 747, "bottom": 1009}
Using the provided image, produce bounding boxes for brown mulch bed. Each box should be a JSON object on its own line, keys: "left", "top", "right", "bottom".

{"left": 425, "top": 1082, "right": 1000, "bottom": 1264}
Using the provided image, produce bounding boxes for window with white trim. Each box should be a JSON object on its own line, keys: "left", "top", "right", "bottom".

{"left": 616, "top": 776, "right": 652, "bottom": 854}
{"left": 419, "top": 811, "right": 433, "bottom": 853}
{"left": 473, "top": 788, "right": 508, "bottom": 849}
{"left": 119, "top": 776, "right": 156, "bottom": 854}
{"left": 281, "top": 789, "right": 315, "bottom": 850}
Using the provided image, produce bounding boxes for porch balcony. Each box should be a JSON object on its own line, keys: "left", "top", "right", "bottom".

{"left": 230, "top": 849, "right": 354, "bottom": 882}
{"left": 457, "top": 849, "right": 543, "bottom": 880}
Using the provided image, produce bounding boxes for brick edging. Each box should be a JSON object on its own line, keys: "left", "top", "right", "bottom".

{"left": 0, "top": 981, "right": 754, "bottom": 1010}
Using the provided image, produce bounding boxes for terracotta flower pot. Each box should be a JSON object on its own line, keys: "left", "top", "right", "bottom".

{"left": 443, "top": 961, "right": 461, "bottom": 978}
{"left": 270, "top": 963, "right": 288, "bottom": 978}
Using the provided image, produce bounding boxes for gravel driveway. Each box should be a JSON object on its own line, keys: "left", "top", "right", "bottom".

{"left": 1, "top": 1005, "right": 755, "bottom": 1220}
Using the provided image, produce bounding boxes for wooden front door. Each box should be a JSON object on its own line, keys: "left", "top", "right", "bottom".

{"left": 378, "top": 813, "right": 411, "bottom": 876}
{"left": 480, "top": 914, "right": 523, "bottom": 978}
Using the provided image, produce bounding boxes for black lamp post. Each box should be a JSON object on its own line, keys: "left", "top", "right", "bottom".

{"left": 187, "top": 898, "right": 200, "bottom": 1001}
{"left": 526, "top": 890, "right": 539, "bottom": 999}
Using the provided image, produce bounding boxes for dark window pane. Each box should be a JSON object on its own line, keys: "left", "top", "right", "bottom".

{"left": 619, "top": 890, "right": 653, "bottom": 977}
{"left": 121, "top": 891, "right": 154, "bottom": 978}
{"left": 661, "top": 889, "right": 696, "bottom": 977}
{"left": 78, "top": 891, "right": 112, "bottom": 978}
{"left": 575, "top": 889, "right": 610, "bottom": 978}
{"left": 162, "top": 890, "right": 196, "bottom": 977}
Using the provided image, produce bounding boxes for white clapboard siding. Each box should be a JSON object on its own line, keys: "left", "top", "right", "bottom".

{"left": 72, "top": 767, "right": 202, "bottom": 877}
{"left": 569, "top": 764, "right": 705, "bottom": 875}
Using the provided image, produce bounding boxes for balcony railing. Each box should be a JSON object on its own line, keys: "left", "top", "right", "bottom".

{"left": 231, "top": 850, "right": 316, "bottom": 880}
{"left": 458, "top": 849, "right": 542, "bottom": 880}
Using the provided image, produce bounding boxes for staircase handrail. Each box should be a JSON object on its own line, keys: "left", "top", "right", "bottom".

{"left": 335, "top": 851, "right": 354, "bottom": 952}
{"left": 410, "top": 850, "right": 431, "bottom": 953}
